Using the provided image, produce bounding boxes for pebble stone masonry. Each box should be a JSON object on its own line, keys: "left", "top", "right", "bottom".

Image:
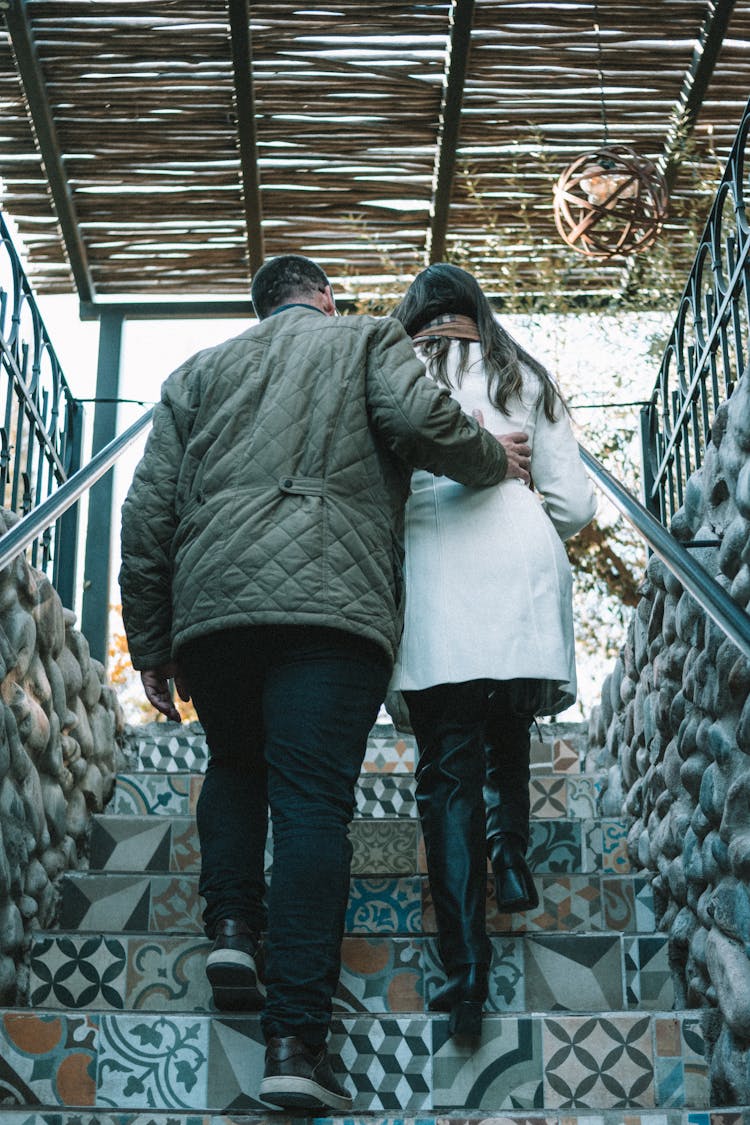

{"left": 0, "top": 509, "right": 125, "bottom": 1006}
{"left": 587, "top": 369, "right": 750, "bottom": 1103}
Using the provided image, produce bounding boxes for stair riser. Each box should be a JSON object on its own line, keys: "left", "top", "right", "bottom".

{"left": 127, "top": 727, "right": 586, "bottom": 777}
{"left": 28, "top": 932, "right": 673, "bottom": 1014}
{"left": 0, "top": 1009, "right": 708, "bottom": 1113}
{"left": 89, "top": 815, "right": 631, "bottom": 877}
{"left": 111, "top": 771, "right": 605, "bottom": 820}
{"left": 58, "top": 873, "right": 656, "bottom": 937}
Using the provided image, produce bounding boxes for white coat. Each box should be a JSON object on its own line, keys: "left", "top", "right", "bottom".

{"left": 390, "top": 341, "right": 597, "bottom": 715}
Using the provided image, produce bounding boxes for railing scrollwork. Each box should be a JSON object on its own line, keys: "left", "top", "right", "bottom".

{"left": 0, "top": 207, "right": 82, "bottom": 605}
{"left": 642, "top": 95, "right": 750, "bottom": 524}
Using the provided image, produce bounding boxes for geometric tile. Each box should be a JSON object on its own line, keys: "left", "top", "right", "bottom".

{"left": 525, "top": 935, "right": 623, "bottom": 1011}
{"left": 654, "top": 1017, "right": 709, "bottom": 1109}
{"left": 530, "top": 777, "right": 567, "bottom": 819}
{"left": 543, "top": 1015, "right": 654, "bottom": 1108}
{"left": 333, "top": 1015, "right": 431, "bottom": 1110}
{"left": 362, "top": 729, "right": 416, "bottom": 773}
{"left": 0, "top": 1012, "right": 98, "bottom": 1107}
{"left": 207, "top": 1016, "right": 265, "bottom": 1111}
{"left": 96, "top": 1013, "right": 209, "bottom": 1109}
{"left": 355, "top": 774, "right": 416, "bottom": 818}
{"left": 29, "top": 936, "right": 127, "bottom": 1010}
{"left": 487, "top": 875, "right": 604, "bottom": 935}
{"left": 432, "top": 1015, "right": 544, "bottom": 1109}
{"left": 625, "top": 937, "right": 674, "bottom": 1009}
{"left": 337, "top": 937, "right": 423, "bottom": 1013}
{"left": 150, "top": 876, "right": 202, "bottom": 933}
{"left": 59, "top": 875, "right": 152, "bottom": 932}
{"left": 553, "top": 739, "right": 581, "bottom": 774}
{"left": 90, "top": 818, "right": 173, "bottom": 872}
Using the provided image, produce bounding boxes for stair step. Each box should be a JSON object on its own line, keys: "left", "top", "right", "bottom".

{"left": 58, "top": 872, "right": 655, "bottom": 936}
{"left": 0, "top": 1007, "right": 708, "bottom": 1112}
{"left": 4, "top": 1116, "right": 740, "bottom": 1125}
{"left": 28, "top": 930, "right": 673, "bottom": 1014}
{"left": 126, "top": 721, "right": 589, "bottom": 775}
{"left": 88, "top": 813, "right": 630, "bottom": 877}
{"left": 110, "top": 769, "right": 606, "bottom": 820}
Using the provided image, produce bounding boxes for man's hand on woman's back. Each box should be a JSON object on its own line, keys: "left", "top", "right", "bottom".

{"left": 472, "top": 410, "right": 531, "bottom": 485}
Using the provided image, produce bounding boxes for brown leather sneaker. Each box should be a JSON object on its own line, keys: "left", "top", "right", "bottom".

{"left": 205, "top": 918, "right": 265, "bottom": 1011}
{"left": 259, "top": 1035, "right": 353, "bottom": 1112}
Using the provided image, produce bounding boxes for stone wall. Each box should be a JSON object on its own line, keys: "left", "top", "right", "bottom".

{"left": 0, "top": 512, "right": 126, "bottom": 1004}
{"left": 587, "top": 370, "right": 750, "bottom": 1103}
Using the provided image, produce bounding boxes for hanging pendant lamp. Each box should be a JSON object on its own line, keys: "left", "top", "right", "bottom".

{"left": 552, "top": 5, "right": 668, "bottom": 259}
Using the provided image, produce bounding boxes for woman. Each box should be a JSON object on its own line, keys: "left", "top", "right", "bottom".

{"left": 389, "top": 264, "right": 596, "bottom": 1039}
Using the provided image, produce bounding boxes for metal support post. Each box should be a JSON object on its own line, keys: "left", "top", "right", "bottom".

{"left": 81, "top": 310, "right": 123, "bottom": 665}
{"left": 53, "top": 398, "right": 84, "bottom": 609}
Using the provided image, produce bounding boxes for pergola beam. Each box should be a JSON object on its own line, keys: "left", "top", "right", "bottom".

{"left": 659, "top": 0, "right": 737, "bottom": 191}
{"left": 621, "top": 0, "right": 736, "bottom": 299}
{"left": 228, "top": 0, "right": 264, "bottom": 276}
{"left": 427, "top": 0, "right": 475, "bottom": 264}
{"left": 3, "top": 0, "right": 95, "bottom": 302}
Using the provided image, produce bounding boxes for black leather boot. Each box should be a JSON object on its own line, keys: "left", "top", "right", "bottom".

{"left": 484, "top": 680, "right": 541, "bottom": 913}
{"left": 428, "top": 962, "right": 489, "bottom": 1040}
{"left": 489, "top": 833, "right": 539, "bottom": 912}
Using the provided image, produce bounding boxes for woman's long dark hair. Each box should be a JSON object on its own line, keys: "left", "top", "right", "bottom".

{"left": 392, "top": 263, "right": 564, "bottom": 421}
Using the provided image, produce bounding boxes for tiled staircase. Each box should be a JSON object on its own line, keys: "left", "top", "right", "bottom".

{"left": 1, "top": 719, "right": 725, "bottom": 1122}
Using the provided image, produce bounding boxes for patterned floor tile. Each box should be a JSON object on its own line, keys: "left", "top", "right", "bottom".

{"left": 0, "top": 1012, "right": 98, "bottom": 1106}
{"left": 356, "top": 774, "right": 416, "bottom": 818}
{"left": 530, "top": 735, "right": 554, "bottom": 770}
{"left": 625, "top": 937, "right": 674, "bottom": 1009}
{"left": 423, "top": 936, "right": 526, "bottom": 1013}
{"left": 654, "top": 1017, "right": 709, "bottom": 1109}
{"left": 486, "top": 876, "right": 604, "bottom": 935}
{"left": 29, "top": 935, "right": 127, "bottom": 1010}
{"left": 553, "top": 739, "right": 581, "bottom": 774}
{"left": 171, "top": 820, "right": 202, "bottom": 872}
{"left": 530, "top": 777, "right": 567, "bottom": 819}
{"left": 111, "top": 773, "right": 192, "bottom": 815}
{"left": 150, "top": 876, "right": 203, "bottom": 932}
{"left": 567, "top": 776, "right": 604, "bottom": 818}
{"left": 525, "top": 935, "right": 623, "bottom": 1011}
{"left": 350, "top": 820, "right": 418, "bottom": 875}
{"left": 126, "top": 936, "right": 213, "bottom": 1010}
{"left": 90, "top": 818, "right": 173, "bottom": 872}
{"left": 432, "top": 1015, "right": 544, "bottom": 1109}
{"left": 189, "top": 774, "right": 204, "bottom": 814}
{"left": 337, "top": 937, "right": 423, "bottom": 1013}
{"left": 60, "top": 875, "right": 152, "bottom": 932}
{"left": 131, "top": 725, "right": 209, "bottom": 773}
{"left": 543, "top": 1015, "right": 654, "bottom": 1108}
{"left": 332, "top": 1016, "right": 431, "bottom": 1110}
{"left": 363, "top": 731, "right": 416, "bottom": 773}
{"left": 207, "top": 1017, "right": 265, "bottom": 1111}
{"left": 527, "top": 822, "right": 581, "bottom": 873}
{"left": 96, "top": 1014, "right": 209, "bottom": 1109}
{"left": 347, "top": 877, "right": 422, "bottom": 934}
{"left": 601, "top": 878, "right": 637, "bottom": 933}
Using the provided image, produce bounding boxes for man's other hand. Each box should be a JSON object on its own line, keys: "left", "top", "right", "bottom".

{"left": 472, "top": 410, "right": 531, "bottom": 485}
{"left": 141, "top": 663, "right": 190, "bottom": 722}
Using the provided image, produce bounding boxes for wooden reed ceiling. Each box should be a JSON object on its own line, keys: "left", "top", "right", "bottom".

{"left": 0, "top": 0, "right": 748, "bottom": 309}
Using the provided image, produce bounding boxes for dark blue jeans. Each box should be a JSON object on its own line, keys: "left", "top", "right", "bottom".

{"left": 178, "top": 625, "right": 391, "bottom": 1048}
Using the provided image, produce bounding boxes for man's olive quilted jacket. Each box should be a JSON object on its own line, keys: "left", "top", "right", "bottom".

{"left": 119, "top": 306, "right": 507, "bottom": 669}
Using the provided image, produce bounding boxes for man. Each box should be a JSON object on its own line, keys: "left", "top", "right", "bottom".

{"left": 119, "top": 255, "right": 530, "bottom": 1112}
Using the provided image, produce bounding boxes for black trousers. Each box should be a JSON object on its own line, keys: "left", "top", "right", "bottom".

{"left": 179, "top": 624, "right": 390, "bottom": 1048}
{"left": 403, "top": 678, "right": 542, "bottom": 970}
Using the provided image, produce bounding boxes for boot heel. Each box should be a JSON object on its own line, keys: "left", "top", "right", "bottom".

{"left": 449, "top": 999, "right": 483, "bottom": 1040}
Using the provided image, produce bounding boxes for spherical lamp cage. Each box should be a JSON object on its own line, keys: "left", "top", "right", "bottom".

{"left": 552, "top": 145, "right": 669, "bottom": 259}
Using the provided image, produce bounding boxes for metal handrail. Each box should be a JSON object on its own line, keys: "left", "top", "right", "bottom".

{"left": 580, "top": 443, "right": 750, "bottom": 660}
{"left": 0, "top": 407, "right": 153, "bottom": 574}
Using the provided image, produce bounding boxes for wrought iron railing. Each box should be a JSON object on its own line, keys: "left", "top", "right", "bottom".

{"left": 0, "top": 208, "right": 83, "bottom": 604}
{"left": 641, "top": 93, "right": 750, "bottom": 524}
